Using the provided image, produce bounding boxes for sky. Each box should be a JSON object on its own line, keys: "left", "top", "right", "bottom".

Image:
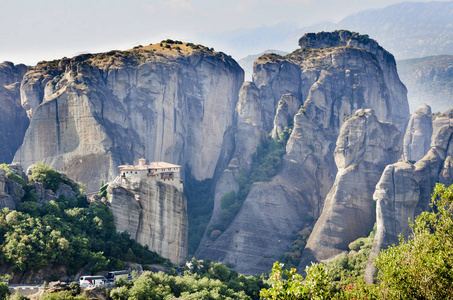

{"left": 0, "top": 0, "right": 451, "bottom": 65}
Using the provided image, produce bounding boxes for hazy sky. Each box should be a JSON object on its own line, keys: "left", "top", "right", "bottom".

{"left": 0, "top": 0, "right": 450, "bottom": 65}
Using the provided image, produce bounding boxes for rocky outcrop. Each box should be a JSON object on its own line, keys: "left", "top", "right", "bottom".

{"left": 298, "top": 30, "right": 409, "bottom": 132}
{"left": 403, "top": 103, "right": 433, "bottom": 162}
{"left": 0, "top": 163, "right": 76, "bottom": 209}
{"left": 207, "top": 82, "right": 267, "bottom": 225}
{"left": 271, "top": 93, "right": 301, "bottom": 139}
{"left": 365, "top": 123, "right": 453, "bottom": 283}
{"left": 196, "top": 31, "right": 409, "bottom": 274}
{"left": 432, "top": 108, "right": 453, "bottom": 138}
{"left": 300, "top": 109, "right": 401, "bottom": 267}
{"left": 13, "top": 44, "right": 243, "bottom": 192}
{"left": 108, "top": 173, "right": 188, "bottom": 265}
{"left": 0, "top": 62, "right": 29, "bottom": 163}
{"left": 197, "top": 179, "right": 311, "bottom": 275}
{"left": 0, "top": 168, "right": 24, "bottom": 210}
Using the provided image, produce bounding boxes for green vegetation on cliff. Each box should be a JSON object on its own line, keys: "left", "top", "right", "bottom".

{"left": 209, "top": 128, "right": 291, "bottom": 237}
{"left": 0, "top": 164, "right": 164, "bottom": 278}
{"left": 326, "top": 223, "right": 376, "bottom": 291}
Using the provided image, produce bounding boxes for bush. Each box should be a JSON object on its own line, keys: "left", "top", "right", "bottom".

{"left": 0, "top": 275, "right": 10, "bottom": 299}
{"left": 326, "top": 223, "right": 376, "bottom": 291}
{"left": 260, "top": 262, "right": 331, "bottom": 299}
{"left": 220, "top": 191, "right": 236, "bottom": 210}
{"left": 110, "top": 261, "right": 266, "bottom": 300}
{"left": 8, "top": 291, "right": 30, "bottom": 300}
{"left": 29, "top": 162, "right": 73, "bottom": 193}
{"left": 0, "top": 164, "right": 26, "bottom": 186}
{"left": 69, "top": 282, "right": 80, "bottom": 296}
{"left": 373, "top": 183, "right": 453, "bottom": 298}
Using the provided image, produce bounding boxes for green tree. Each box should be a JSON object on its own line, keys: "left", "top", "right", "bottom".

{"left": 29, "top": 162, "right": 65, "bottom": 192}
{"left": 260, "top": 261, "right": 331, "bottom": 300}
{"left": 0, "top": 274, "right": 11, "bottom": 299}
{"left": 373, "top": 183, "right": 453, "bottom": 299}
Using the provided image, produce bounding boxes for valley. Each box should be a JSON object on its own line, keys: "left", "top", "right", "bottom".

{"left": 0, "top": 1, "right": 453, "bottom": 298}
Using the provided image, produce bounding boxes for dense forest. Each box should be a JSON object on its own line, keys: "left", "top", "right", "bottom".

{"left": 0, "top": 163, "right": 164, "bottom": 278}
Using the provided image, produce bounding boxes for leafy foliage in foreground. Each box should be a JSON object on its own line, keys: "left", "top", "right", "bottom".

{"left": 110, "top": 259, "right": 267, "bottom": 300}
{"left": 260, "top": 183, "right": 453, "bottom": 299}
{"left": 260, "top": 262, "right": 331, "bottom": 300}
{"left": 373, "top": 183, "right": 453, "bottom": 299}
{"left": 326, "top": 223, "right": 376, "bottom": 291}
{"left": 0, "top": 164, "right": 164, "bottom": 277}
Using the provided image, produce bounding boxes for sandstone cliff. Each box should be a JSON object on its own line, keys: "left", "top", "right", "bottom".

{"left": 403, "top": 103, "right": 433, "bottom": 162}
{"left": 196, "top": 31, "right": 409, "bottom": 274}
{"left": 108, "top": 174, "right": 188, "bottom": 265}
{"left": 300, "top": 109, "right": 401, "bottom": 268}
{"left": 0, "top": 62, "right": 29, "bottom": 163}
{"left": 298, "top": 30, "right": 409, "bottom": 132}
{"left": 0, "top": 165, "right": 24, "bottom": 210}
{"left": 365, "top": 114, "right": 453, "bottom": 283}
{"left": 13, "top": 43, "right": 243, "bottom": 192}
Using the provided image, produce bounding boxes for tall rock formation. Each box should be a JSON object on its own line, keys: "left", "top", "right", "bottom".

{"left": 206, "top": 81, "right": 267, "bottom": 226}
{"left": 403, "top": 103, "right": 433, "bottom": 162}
{"left": 299, "top": 109, "right": 401, "bottom": 267}
{"left": 13, "top": 43, "right": 243, "bottom": 192}
{"left": 365, "top": 115, "right": 453, "bottom": 283}
{"left": 196, "top": 31, "right": 409, "bottom": 275}
{"left": 0, "top": 62, "right": 29, "bottom": 163}
{"left": 108, "top": 161, "right": 188, "bottom": 265}
{"left": 298, "top": 30, "right": 409, "bottom": 132}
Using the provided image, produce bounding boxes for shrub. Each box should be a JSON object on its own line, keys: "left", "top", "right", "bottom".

{"left": 0, "top": 164, "right": 26, "bottom": 186}
{"left": 220, "top": 191, "right": 236, "bottom": 210}
{"left": 373, "top": 183, "right": 453, "bottom": 298}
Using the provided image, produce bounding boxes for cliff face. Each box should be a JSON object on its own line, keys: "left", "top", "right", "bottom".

{"left": 403, "top": 103, "right": 433, "bottom": 162}
{"left": 365, "top": 114, "right": 453, "bottom": 282}
{"left": 0, "top": 166, "right": 24, "bottom": 210}
{"left": 108, "top": 175, "right": 188, "bottom": 265}
{"left": 0, "top": 62, "right": 29, "bottom": 163}
{"left": 196, "top": 31, "right": 409, "bottom": 274}
{"left": 13, "top": 44, "right": 243, "bottom": 192}
{"left": 300, "top": 109, "right": 401, "bottom": 267}
{"left": 298, "top": 30, "right": 409, "bottom": 132}
{"left": 0, "top": 163, "right": 77, "bottom": 210}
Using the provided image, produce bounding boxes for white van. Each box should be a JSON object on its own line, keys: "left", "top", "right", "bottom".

{"left": 79, "top": 275, "right": 106, "bottom": 287}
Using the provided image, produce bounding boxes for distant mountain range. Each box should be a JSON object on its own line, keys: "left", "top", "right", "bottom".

{"left": 397, "top": 55, "right": 453, "bottom": 113}
{"left": 201, "top": 1, "right": 453, "bottom": 61}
